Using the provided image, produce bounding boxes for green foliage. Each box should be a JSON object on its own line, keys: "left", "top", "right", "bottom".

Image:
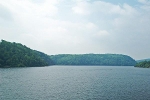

{"left": 0, "top": 40, "right": 137, "bottom": 67}
{"left": 0, "top": 40, "right": 54, "bottom": 67}
{"left": 135, "top": 61, "right": 150, "bottom": 68}
{"left": 136, "top": 58, "right": 150, "bottom": 63}
{"left": 50, "top": 54, "right": 136, "bottom": 66}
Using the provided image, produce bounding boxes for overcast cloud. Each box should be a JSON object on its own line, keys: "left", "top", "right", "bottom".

{"left": 0, "top": 0, "right": 150, "bottom": 60}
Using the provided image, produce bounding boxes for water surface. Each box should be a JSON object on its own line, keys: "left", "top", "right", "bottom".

{"left": 0, "top": 66, "right": 150, "bottom": 100}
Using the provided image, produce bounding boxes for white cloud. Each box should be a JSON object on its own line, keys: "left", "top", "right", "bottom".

{"left": 72, "top": 0, "right": 138, "bottom": 18}
{"left": 0, "top": 0, "right": 58, "bottom": 18}
{"left": 72, "top": 1, "right": 91, "bottom": 15}
{"left": 138, "top": 0, "right": 150, "bottom": 4}
{"left": 138, "top": 0, "right": 150, "bottom": 11}
{"left": 0, "top": 0, "right": 150, "bottom": 59}
{"left": 96, "top": 30, "right": 109, "bottom": 37}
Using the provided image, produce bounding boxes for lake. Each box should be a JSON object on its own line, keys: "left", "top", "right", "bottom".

{"left": 0, "top": 66, "right": 150, "bottom": 100}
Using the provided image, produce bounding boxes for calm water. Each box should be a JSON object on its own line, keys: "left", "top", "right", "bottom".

{"left": 0, "top": 66, "right": 150, "bottom": 100}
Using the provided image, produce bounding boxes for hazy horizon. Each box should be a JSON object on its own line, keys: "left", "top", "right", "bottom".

{"left": 0, "top": 0, "right": 150, "bottom": 60}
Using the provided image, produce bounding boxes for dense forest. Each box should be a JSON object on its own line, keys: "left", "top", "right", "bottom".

{"left": 50, "top": 54, "right": 136, "bottom": 66}
{"left": 0, "top": 40, "right": 137, "bottom": 67}
{"left": 134, "top": 61, "right": 150, "bottom": 68}
{"left": 0, "top": 40, "right": 54, "bottom": 67}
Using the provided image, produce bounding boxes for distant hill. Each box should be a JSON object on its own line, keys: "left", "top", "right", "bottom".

{"left": 136, "top": 58, "right": 150, "bottom": 63}
{"left": 50, "top": 54, "right": 136, "bottom": 66}
{"left": 135, "top": 61, "right": 150, "bottom": 68}
{"left": 0, "top": 40, "right": 137, "bottom": 67}
{"left": 0, "top": 40, "right": 54, "bottom": 67}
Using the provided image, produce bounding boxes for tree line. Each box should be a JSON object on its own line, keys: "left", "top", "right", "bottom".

{"left": 50, "top": 54, "right": 136, "bottom": 66}
{"left": 0, "top": 40, "right": 137, "bottom": 67}
{"left": 0, "top": 40, "right": 54, "bottom": 67}
{"left": 135, "top": 61, "right": 150, "bottom": 68}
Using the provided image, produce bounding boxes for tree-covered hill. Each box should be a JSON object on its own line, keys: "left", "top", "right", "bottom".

{"left": 0, "top": 40, "right": 137, "bottom": 67}
{"left": 136, "top": 58, "right": 150, "bottom": 63}
{"left": 0, "top": 40, "right": 54, "bottom": 67}
{"left": 50, "top": 54, "right": 136, "bottom": 66}
{"left": 134, "top": 61, "right": 150, "bottom": 68}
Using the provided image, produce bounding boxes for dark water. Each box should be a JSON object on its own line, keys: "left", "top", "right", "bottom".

{"left": 0, "top": 66, "right": 150, "bottom": 100}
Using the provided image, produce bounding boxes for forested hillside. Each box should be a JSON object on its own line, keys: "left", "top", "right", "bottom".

{"left": 50, "top": 54, "right": 136, "bottom": 66}
{"left": 0, "top": 40, "right": 54, "bottom": 67}
{"left": 135, "top": 61, "right": 150, "bottom": 68}
{"left": 136, "top": 58, "right": 150, "bottom": 63}
{"left": 0, "top": 40, "right": 137, "bottom": 67}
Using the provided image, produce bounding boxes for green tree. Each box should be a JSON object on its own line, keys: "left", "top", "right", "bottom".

{"left": 0, "top": 40, "right": 54, "bottom": 67}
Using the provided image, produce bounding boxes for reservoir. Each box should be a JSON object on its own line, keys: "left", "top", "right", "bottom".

{"left": 0, "top": 66, "right": 150, "bottom": 100}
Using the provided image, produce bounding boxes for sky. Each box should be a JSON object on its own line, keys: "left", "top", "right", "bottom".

{"left": 0, "top": 0, "right": 150, "bottom": 60}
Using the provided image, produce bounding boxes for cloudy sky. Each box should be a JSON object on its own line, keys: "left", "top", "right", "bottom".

{"left": 0, "top": 0, "right": 150, "bottom": 60}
